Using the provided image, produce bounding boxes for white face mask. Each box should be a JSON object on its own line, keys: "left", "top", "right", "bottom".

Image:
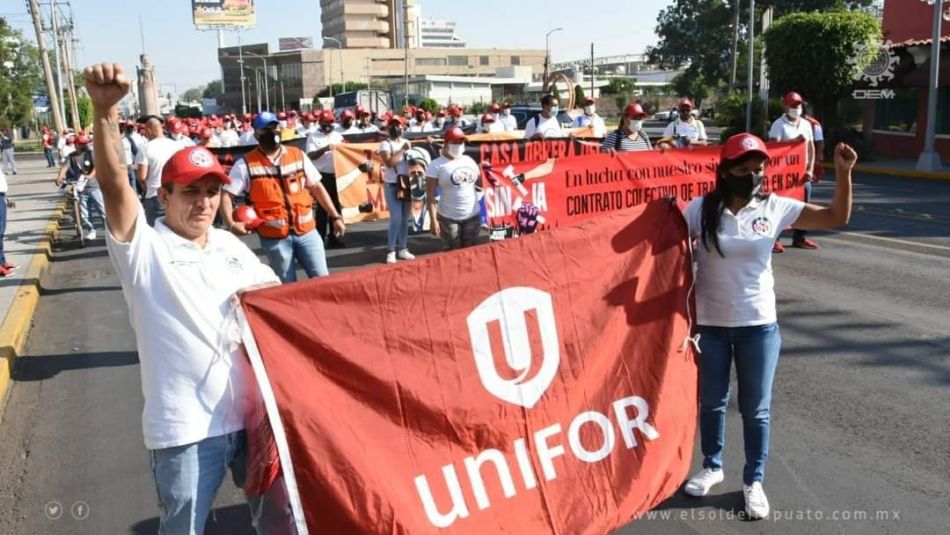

{"left": 502, "top": 109, "right": 511, "bottom": 116}
{"left": 584, "top": 106, "right": 595, "bottom": 115}
{"left": 787, "top": 107, "right": 802, "bottom": 119}
{"left": 548, "top": 106, "right": 559, "bottom": 117}
{"left": 628, "top": 119, "right": 643, "bottom": 132}
{"left": 447, "top": 143, "right": 464, "bottom": 158}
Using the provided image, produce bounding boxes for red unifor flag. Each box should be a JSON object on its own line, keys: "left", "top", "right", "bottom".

{"left": 239, "top": 199, "right": 699, "bottom": 534}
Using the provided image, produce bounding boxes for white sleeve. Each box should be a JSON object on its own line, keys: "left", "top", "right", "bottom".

{"left": 225, "top": 159, "right": 250, "bottom": 195}
{"left": 696, "top": 121, "right": 707, "bottom": 141}
{"left": 426, "top": 158, "right": 442, "bottom": 181}
{"left": 302, "top": 157, "right": 321, "bottom": 187}
{"left": 768, "top": 119, "right": 782, "bottom": 141}
{"left": 133, "top": 143, "right": 147, "bottom": 166}
{"left": 682, "top": 197, "right": 704, "bottom": 239}
{"left": 304, "top": 133, "right": 317, "bottom": 154}
{"left": 105, "top": 205, "right": 158, "bottom": 288}
{"left": 800, "top": 122, "right": 814, "bottom": 141}
{"left": 662, "top": 123, "right": 675, "bottom": 138}
{"left": 378, "top": 139, "right": 392, "bottom": 155}
{"left": 524, "top": 117, "right": 537, "bottom": 139}
{"left": 773, "top": 195, "right": 807, "bottom": 233}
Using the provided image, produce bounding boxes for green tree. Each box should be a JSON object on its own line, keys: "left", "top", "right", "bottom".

{"left": 601, "top": 77, "right": 636, "bottom": 96}
{"left": 764, "top": 10, "right": 880, "bottom": 127}
{"left": 317, "top": 82, "right": 369, "bottom": 98}
{"left": 0, "top": 19, "right": 41, "bottom": 129}
{"left": 181, "top": 87, "right": 204, "bottom": 102}
{"left": 203, "top": 80, "right": 223, "bottom": 99}
{"left": 417, "top": 97, "right": 439, "bottom": 114}
{"left": 714, "top": 91, "right": 784, "bottom": 140}
{"left": 467, "top": 101, "right": 488, "bottom": 115}
{"left": 77, "top": 94, "right": 92, "bottom": 129}
{"left": 671, "top": 67, "right": 713, "bottom": 108}
{"left": 573, "top": 84, "right": 587, "bottom": 108}
{"left": 648, "top": 0, "right": 875, "bottom": 87}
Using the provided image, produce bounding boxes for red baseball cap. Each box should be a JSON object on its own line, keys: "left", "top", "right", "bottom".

{"left": 783, "top": 91, "right": 804, "bottom": 107}
{"left": 161, "top": 146, "right": 231, "bottom": 187}
{"left": 444, "top": 126, "right": 468, "bottom": 143}
{"left": 721, "top": 133, "right": 769, "bottom": 161}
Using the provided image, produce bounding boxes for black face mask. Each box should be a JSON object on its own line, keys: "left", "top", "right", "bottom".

{"left": 724, "top": 171, "right": 764, "bottom": 199}
{"left": 389, "top": 127, "right": 403, "bottom": 138}
{"left": 342, "top": 120, "right": 353, "bottom": 129}
{"left": 320, "top": 124, "right": 334, "bottom": 133}
{"left": 256, "top": 130, "right": 280, "bottom": 151}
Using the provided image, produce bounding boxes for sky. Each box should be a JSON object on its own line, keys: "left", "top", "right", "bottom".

{"left": 1, "top": 0, "right": 667, "bottom": 94}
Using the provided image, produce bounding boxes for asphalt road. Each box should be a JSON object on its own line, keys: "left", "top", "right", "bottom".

{"left": 0, "top": 171, "right": 946, "bottom": 535}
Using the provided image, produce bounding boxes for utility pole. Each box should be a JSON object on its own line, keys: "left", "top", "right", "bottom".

{"left": 50, "top": 0, "right": 66, "bottom": 128}
{"left": 27, "top": 0, "right": 64, "bottom": 133}
{"left": 759, "top": 7, "right": 773, "bottom": 135}
{"left": 745, "top": 0, "right": 755, "bottom": 133}
{"left": 730, "top": 0, "right": 740, "bottom": 91}
{"left": 403, "top": 0, "right": 409, "bottom": 106}
{"left": 590, "top": 43, "right": 595, "bottom": 99}
{"left": 56, "top": 5, "right": 81, "bottom": 130}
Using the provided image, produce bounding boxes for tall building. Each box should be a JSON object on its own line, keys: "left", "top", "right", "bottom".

{"left": 320, "top": 0, "right": 419, "bottom": 49}
{"left": 419, "top": 19, "right": 465, "bottom": 48}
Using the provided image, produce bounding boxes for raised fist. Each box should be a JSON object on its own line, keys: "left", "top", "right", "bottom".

{"left": 834, "top": 143, "right": 857, "bottom": 172}
{"left": 83, "top": 63, "right": 131, "bottom": 112}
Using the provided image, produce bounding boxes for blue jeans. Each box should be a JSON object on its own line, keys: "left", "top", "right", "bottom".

{"left": 79, "top": 188, "right": 105, "bottom": 231}
{"left": 149, "top": 430, "right": 296, "bottom": 535}
{"left": 384, "top": 183, "right": 410, "bottom": 251}
{"left": 259, "top": 229, "right": 328, "bottom": 283}
{"left": 0, "top": 193, "right": 7, "bottom": 265}
{"left": 44, "top": 147, "right": 56, "bottom": 167}
{"left": 697, "top": 323, "right": 781, "bottom": 485}
{"left": 792, "top": 180, "right": 813, "bottom": 242}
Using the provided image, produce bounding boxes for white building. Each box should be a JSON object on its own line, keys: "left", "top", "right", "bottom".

{"left": 398, "top": 67, "right": 533, "bottom": 107}
{"left": 420, "top": 19, "right": 466, "bottom": 48}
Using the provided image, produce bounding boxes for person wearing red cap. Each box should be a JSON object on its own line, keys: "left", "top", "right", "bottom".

{"left": 601, "top": 103, "right": 651, "bottom": 153}
{"left": 407, "top": 108, "right": 432, "bottom": 133}
{"left": 658, "top": 98, "right": 708, "bottom": 149}
{"left": 82, "top": 63, "right": 294, "bottom": 534}
{"left": 55, "top": 133, "right": 105, "bottom": 240}
{"left": 306, "top": 110, "right": 347, "bottom": 247}
{"left": 378, "top": 115, "right": 415, "bottom": 263}
{"left": 218, "top": 116, "right": 241, "bottom": 148}
{"left": 353, "top": 107, "right": 380, "bottom": 134}
{"left": 497, "top": 102, "right": 516, "bottom": 132}
{"left": 42, "top": 125, "right": 57, "bottom": 167}
{"left": 426, "top": 126, "right": 483, "bottom": 249}
{"left": 478, "top": 112, "right": 503, "bottom": 134}
{"left": 769, "top": 91, "right": 817, "bottom": 251}
{"left": 680, "top": 132, "right": 856, "bottom": 520}
{"left": 573, "top": 98, "right": 607, "bottom": 138}
{"left": 168, "top": 120, "right": 196, "bottom": 147}
{"left": 335, "top": 109, "right": 360, "bottom": 135}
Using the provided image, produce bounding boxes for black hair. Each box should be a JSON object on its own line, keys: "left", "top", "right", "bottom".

{"left": 699, "top": 152, "right": 770, "bottom": 257}
{"left": 541, "top": 94, "right": 558, "bottom": 107}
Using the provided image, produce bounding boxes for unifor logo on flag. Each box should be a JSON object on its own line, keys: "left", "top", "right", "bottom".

{"left": 467, "top": 287, "right": 559, "bottom": 408}
{"left": 239, "top": 199, "right": 699, "bottom": 534}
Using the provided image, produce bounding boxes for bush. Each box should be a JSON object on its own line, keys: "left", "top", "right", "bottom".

{"left": 417, "top": 98, "right": 440, "bottom": 114}
{"left": 467, "top": 101, "right": 488, "bottom": 115}
{"left": 714, "top": 92, "right": 784, "bottom": 142}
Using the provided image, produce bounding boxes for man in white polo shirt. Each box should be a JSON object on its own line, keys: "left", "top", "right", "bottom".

{"left": 524, "top": 94, "right": 565, "bottom": 140}
{"left": 134, "top": 114, "right": 190, "bottom": 226}
{"left": 84, "top": 62, "right": 293, "bottom": 534}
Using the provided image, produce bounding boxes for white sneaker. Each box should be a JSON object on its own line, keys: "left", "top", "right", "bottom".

{"left": 743, "top": 482, "right": 770, "bottom": 519}
{"left": 683, "top": 468, "right": 724, "bottom": 497}
{"left": 396, "top": 249, "right": 415, "bottom": 261}
{"left": 385, "top": 251, "right": 397, "bottom": 264}
{"left": 85, "top": 229, "right": 97, "bottom": 240}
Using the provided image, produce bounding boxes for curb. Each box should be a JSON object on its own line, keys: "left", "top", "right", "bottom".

{"left": 0, "top": 201, "right": 66, "bottom": 413}
{"left": 822, "top": 161, "right": 950, "bottom": 182}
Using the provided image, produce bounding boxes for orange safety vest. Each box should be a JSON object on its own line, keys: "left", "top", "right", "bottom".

{"left": 244, "top": 146, "right": 315, "bottom": 239}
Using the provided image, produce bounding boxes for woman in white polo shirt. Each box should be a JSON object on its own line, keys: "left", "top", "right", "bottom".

{"left": 681, "top": 133, "right": 856, "bottom": 520}
{"left": 426, "top": 126, "right": 482, "bottom": 249}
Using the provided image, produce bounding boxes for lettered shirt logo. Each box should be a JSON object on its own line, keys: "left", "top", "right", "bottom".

{"left": 466, "top": 287, "right": 560, "bottom": 408}
{"left": 751, "top": 217, "right": 772, "bottom": 236}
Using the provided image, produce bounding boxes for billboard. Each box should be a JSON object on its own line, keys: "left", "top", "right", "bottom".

{"left": 278, "top": 37, "right": 315, "bottom": 51}
{"left": 192, "top": 0, "right": 255, "bottom": 28}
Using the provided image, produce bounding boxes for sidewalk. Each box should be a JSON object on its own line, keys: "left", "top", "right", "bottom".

{"left": 0, "top": 159, "right": 64, "bottom": 412}
{"left": 824, "top": 157, "right": 950, "bottom": 181}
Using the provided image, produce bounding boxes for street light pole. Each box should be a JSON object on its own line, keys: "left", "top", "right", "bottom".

{"left": 917, "top": 0, "right": 944, "bottom": 171}
{"left": 243, "top": 51, "right": 269, "bottom": 110}
{"left": 323, "top": 37, "right": 344, "bottom": 94}
{"left": 238, "top": 32, "right": 247, "bottom": 115}
{"left": 745, "top": 0, "right": 755, "bottom": 133}
{"left": 543, "top": 27, "right": 563, "bottom": 93}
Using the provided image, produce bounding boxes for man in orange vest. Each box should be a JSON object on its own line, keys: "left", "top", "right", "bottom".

{"left": 220, "top": 111, "right": 346, "bottom": 282}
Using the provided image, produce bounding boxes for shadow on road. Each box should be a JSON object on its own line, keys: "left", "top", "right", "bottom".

{"left": 13, "top": 351, "right": 139, "bottom": 381}
{"left": 130, "top": 504, "right": 256, "bottom": 535}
